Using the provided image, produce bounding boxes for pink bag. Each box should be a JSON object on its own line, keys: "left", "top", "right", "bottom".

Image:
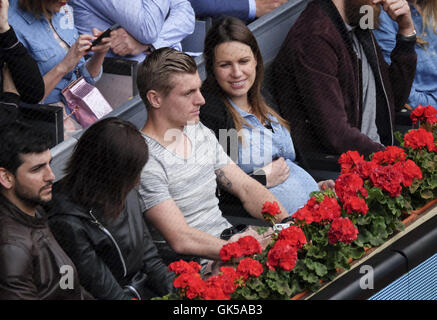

{"left": 61, "top": 76, "right": 113, "bottom": 128}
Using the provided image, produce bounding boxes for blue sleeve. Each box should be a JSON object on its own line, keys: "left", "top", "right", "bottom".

{"left": 373, "top": 9, "right": 398, "bottom": 64}
{"left": 188, "top": 0, "right": 251, "bottom": 22}
{"left": 408, "top": 86, "right": 437, "bottom": 109}
{"left": 78, "top": 0, "right": 170, "bottom": 45}
{"left": 152, "top": 0, "right": 195, "bottom": 50}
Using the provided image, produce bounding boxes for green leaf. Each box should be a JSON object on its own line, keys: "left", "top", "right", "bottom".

{"left": 313, "top": 261, "right": 328, "bottom": 277}
{"left": 306, "top": 245, "right": 327, "bottom": 259}
{"left": 346, "top": 246, "right": 366, "bottom": 260}
{"left": 420, "top": 189, "right": 434, "bottom": 199}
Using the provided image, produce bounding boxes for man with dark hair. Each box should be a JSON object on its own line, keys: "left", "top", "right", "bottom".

{"left": 137, "top": 48, "right": 290, "bottom": 268}
{"left": 0, "top": 122, "right": 89, "bottom": 299}
{"left": 272, "top": 0, "right": 417, "bottom": 158}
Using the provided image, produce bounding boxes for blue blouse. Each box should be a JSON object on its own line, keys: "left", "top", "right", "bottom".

{"left": 374, "top": 6, "right": 437, "bottom": 109}
{"left": 229, "top": 99, "right": 319, "bottom": 216}
{"left": 8, "top": 3, "right": 102, "bottom": 104}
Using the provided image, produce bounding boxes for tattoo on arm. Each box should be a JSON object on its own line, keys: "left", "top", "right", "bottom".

{"left": 215, "top": 169, "right": 233, "bottom": 192}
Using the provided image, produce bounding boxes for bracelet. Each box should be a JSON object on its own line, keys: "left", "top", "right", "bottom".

{"left": 280, "top": 216, "right": 293, "bottom": 224}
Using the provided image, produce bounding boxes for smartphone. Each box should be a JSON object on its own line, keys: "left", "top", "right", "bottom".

{"left": 90, "top": 23, "right": 120, "bottom": 48}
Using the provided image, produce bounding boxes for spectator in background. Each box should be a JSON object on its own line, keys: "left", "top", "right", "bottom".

{"left": 0, "top": 0, "right": 44, "bottom": 125}
{"left": 374, "top": 0, "right": 437, "bottom": 109}
{"left": 136, "top": 48, "right": 289, "bottom": 268}
{"left": 200, "top": 17, "right": 333, "bottom": 217}
{"left": 47, "top": 118, "right": 174, "bottom": 300}
{"left": 272, "top": 0, "right": 417, "bottom": 158}
{"left": 8, "top": 0, "right": 110, "bottom": 134}
{"left": 188, "top": 0, "right": 288, "bottom": 23}
{"left": 69, "top": 0, "right": 195, "bottom": 62}
{"left": 0, "top": 122, "right": 90, "bottom": 300}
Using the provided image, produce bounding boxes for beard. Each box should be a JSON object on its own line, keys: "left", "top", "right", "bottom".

{"left": 14, "top": 181, "right": 53, "bottom": 209}
{"left": 345, "top": 0, "right": 381, "bottom": 29}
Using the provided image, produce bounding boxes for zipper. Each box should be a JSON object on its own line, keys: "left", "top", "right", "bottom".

{"left": 370, "top": 35, "right": 394, "bottom": 146}
{"left": 88, "top": 209, "right": 127, "bottom": 277}
{"left": 125, "top": 285, "right": 141, "bottom": 300}
{"left": 355, "top": 51, "right": 361, "bottom": 124}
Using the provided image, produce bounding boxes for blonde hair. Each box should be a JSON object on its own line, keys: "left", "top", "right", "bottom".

{"left": 415, "top": 0, "right": 437, "bottom": 48}
{"left": 136, "top": 47, "right": 197, "bottom": 110}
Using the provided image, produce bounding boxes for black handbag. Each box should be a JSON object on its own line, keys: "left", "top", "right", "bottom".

{"left": 19, "top": 102, "right": 64, "bottom": 148}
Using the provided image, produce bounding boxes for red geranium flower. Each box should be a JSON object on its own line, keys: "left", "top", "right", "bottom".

{"left": 168, "top": 260, "right": 202, "bottom": 275}
{"left": 328, "top": 217, "right": 358, "bottom": 245}
{"left": 262, "top": 201, "right": 281, "bottom": 219}
{"left": 218, "top": 267, "right": 241, "bottom": 294}
{"left": 236, "top": 258, "right": 264, "bottom": 280}
{"left": 277, "top": 225, "right": 307, "bottom": 249}
{"left": 393, "top": 159, "right": 423, "bottom": 187}
{"left": 339, "top": 150, "right": 365, "bottom": 174}
{"left": 335, "top": 173, "right": 368, "bottom": 203}
{"left": 173, "top": 272, "right": 207, "bottom": 299}
{"left": 411, "top": 105, "right": 437, "bottom": 125}
{"left": 371, "top": 146, "right": 406, "bottom": 165}
{"left": 370, "top": 165, "right": 404, "bottom": 197}
{"left": 293, "top": 196, "right": 341, "bottom": 224}
{"left": 293, "top": 198, "right": 317, "bottom": 224}
{"left": 423, "top": 105, "right": 437, "bottom": 124}
{"left": 202, "top": 286, "right": 230, "bottom": 300}
{"left": 342, "top": 195, "right": 369, "bottom": 215}
{"left": 219, "top": 242, "right": 243, "bottom": 262}
{"left": 404, "top": 128, "right": 437, "bottom": 152}
{"left": 266, "top": 239, "right": 298, "bottom": 271}
{"left": 237, "top": 236, "right": 263, "bottom": 256}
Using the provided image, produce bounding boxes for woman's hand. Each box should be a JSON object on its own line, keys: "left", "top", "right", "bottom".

{"left": 0, "top": 0, "right": 10, "bottom": 33}
{"left": 317, "top": 179, "right": 335, "bottom": 191}
{"left": 59, "top": 34, "right": 94, "bottom": 74}
{"left": 263, "top": 157, "right": 290, "bottom": 188}
{"left": 89, "top": 28, "right": 111, "bottom": 56}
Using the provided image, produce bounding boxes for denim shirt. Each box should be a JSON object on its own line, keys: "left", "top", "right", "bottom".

{"left": 229, "top": 99, "right": 319, "bottom": 216}
{"left": 374, "top": 6, "right": 437, "bottom": 109}
{"left": 8, "top": 3, "right": 102, "bottom": 104}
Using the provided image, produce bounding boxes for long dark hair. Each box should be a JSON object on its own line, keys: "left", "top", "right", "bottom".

{"left": 61, "top": 118, "right": 148, "bottom": 219}
{"left": 203, "top": 16, "right": 289, "bottom": 132}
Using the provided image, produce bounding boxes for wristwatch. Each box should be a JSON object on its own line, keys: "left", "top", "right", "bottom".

{"left": 397, "top": 28, "right": 417, "bottom": 42}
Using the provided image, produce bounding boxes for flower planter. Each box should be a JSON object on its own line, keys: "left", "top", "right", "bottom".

{"left": 289, "top": 199, "right": 437, "bottom": 300}
{"left": 410, "top": 198, "right": 437, "bottom": 216}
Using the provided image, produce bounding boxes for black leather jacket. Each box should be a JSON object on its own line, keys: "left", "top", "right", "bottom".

{"left": 47, "top": 188, "right": 174, "bottom": 300}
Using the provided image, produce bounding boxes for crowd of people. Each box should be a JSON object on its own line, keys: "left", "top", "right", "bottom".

{"left": 0, "top": 0, "right": 434, "bottom": 300}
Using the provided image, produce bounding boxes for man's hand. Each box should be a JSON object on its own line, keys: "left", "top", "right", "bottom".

{"left": 374, "top": 0, "right": 415, "bottom": 36}
{"left": 255, "top": 0, "right": 288, "bottom": 18}
{"left": 0, "top": 0, "right": 10, "bottom": 33}
{"left": 317, "top": 179, "right": 336, "bottom": 191}
{"left": 110, "top": 28, "right": 152, "bottom": 57}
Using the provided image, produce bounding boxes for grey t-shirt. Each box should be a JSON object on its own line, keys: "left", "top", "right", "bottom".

{"left": 138, "top": 122, "right": 233, "bottom": 238}
{"left": 347, "top": 24, "right": 381, "bottom": 144}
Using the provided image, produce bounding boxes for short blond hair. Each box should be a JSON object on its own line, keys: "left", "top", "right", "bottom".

{"left": 136, "top": 48, "right": 198, "bottom": 110}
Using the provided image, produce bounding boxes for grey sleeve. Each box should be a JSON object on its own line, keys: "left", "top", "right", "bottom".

{"left": 137, "top": 159, "right": 172, "bottom": 213}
